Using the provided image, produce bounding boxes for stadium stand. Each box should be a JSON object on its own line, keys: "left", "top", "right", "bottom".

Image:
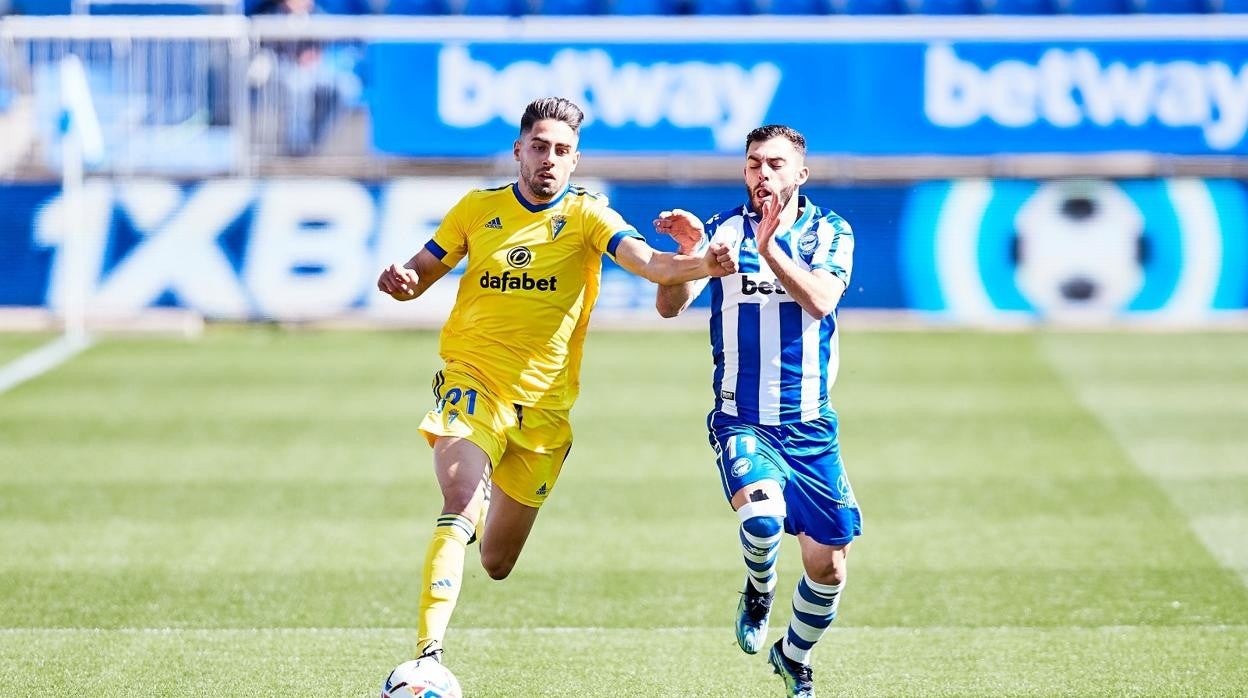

{"left": 691, "top": 0, "right": 752, "bottom": 12}
{"left": 840, "top": 0, "right": 906, "bottom": 13}
{"left": 537, "top": 0, "right": 602, "bottom": 15}
{"left": 981, "top": 0, "right": 1056, "bottom": 12}
{"left": 384, "top": 0, "right": 448, "bottom": 12}
{"left": 763, "top": 0, "right": 829, "bottom": 13}
{"left": 0, "top": 67, "right": 9, "bottom": 113}
{"left": 1133, "top": 0, "right": 1207, "bottom": 10}
{"left": 10, "top": 0, "right": 74, "bottom": 13}
{"left": 458, "top": 0, "right": 527, "bottom": 14}
{"left": 0, "top": 0, "right": 1243, "bottom": 12}
{"left": 606, "top": 0, "right": 681, "bottom": 13}
{"left": 909, "top": 0, "right": 979, "bottom": 12}
{"left": 1058, "top": 0, "right": 1130, "bottom": 13}
{"left": 0, "top": 0, "right": 1241, "bottom": 34}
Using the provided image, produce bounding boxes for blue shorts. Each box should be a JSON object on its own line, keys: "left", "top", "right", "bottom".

{"left": 707, "top": 410, "right": 862, "bottom": 547}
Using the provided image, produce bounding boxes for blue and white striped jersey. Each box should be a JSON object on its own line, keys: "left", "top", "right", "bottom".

{"left": 701, "top": 196, "right": 854, "bottom": 426}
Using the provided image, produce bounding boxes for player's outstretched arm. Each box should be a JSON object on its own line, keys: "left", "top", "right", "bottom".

{"left": 656, "top": 279, "right": 702, "bottom": 318}
{"left": 613, "top": 237, "right": 736, "bottom": 287}
{"left": 652, "top": 209, "right": 710, "bottom": 318}
{"left": 377, "top": 248, "right": 452, "bottom": 302}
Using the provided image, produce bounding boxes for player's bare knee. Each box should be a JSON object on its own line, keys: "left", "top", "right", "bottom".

{"left": 730, "top": 480, "right": 783, "bottom": 511}
{"left": 480, "top": 552, "right": 516, "bottom": 580}
{"left": 807, "top": 556, "right": 848, "bottom": 586}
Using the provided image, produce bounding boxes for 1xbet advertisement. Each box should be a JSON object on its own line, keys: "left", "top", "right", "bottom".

{"left": 1, "top": 177, "right": 1245, "bottom": 323}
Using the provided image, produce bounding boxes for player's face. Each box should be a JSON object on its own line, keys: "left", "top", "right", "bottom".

{"left": 744, "top": 136, "right": 809, "bottom": 213}
{"left": 514, "top": 119, "right": 580, "bottom": 202}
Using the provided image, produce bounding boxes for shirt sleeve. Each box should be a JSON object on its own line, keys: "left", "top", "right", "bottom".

{"left": 584, "top": 201, "right": 642, "bottom": 258}
{"left": 808, "top": 215, "right": 854, "bottom": 286}
{"left": 423, "top": 194, "right": 472, "bottom": 268}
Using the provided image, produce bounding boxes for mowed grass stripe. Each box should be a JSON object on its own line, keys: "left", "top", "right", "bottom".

{"left": 4, "top": 566, "right": 1245, "bottom": 629}
{"left": 0, "top": 473, "right": 1210, "bottom": 520}
{"left": 2, "top": 513, "right": 1239, "bottom": 574}
{"left": 2, "top": 626, "right": 1246, "bottom": 697}
{"left": 1043, "top": 333, "right": 1248, "bottom": 588}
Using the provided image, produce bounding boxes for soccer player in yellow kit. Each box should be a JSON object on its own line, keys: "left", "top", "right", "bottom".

{"left": 377, "top": 97, "right": 736, "bottom": 664}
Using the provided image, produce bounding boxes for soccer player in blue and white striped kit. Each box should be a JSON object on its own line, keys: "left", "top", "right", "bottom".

{"left": 654, "top": 125, "right": 859, "bottom": 698}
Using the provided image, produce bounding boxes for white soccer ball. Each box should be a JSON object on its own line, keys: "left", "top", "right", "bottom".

{"left": 380, "top": 658, "right": 463, "bottom": 698}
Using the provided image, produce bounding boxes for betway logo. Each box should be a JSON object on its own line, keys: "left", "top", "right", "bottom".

{"left": 925, "top": 44, "right": 1248, "bottom": 150}
{"left": 438, "top": 46, "right": 781, "bottom": 151}
{"left": 479, "top": 270, "right": 558, "bottom": 293}
{"left": 742, "top": 276, "right": 786, "bottom": 296}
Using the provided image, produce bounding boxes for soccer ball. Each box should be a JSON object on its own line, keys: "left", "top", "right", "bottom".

{"left": 380, "top": 658, "right": 462, "bottom": 698}
{"left": 1012, "top": 179, "right": 1146, "bottom": 319}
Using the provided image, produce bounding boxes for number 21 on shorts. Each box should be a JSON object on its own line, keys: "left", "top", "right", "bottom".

{"left": 437, "top": 387, "right": 478, "bottom": 415}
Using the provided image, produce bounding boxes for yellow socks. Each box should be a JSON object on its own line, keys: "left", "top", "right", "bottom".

{"left": 416, "top": 513, "right": 473, "bottom": 656}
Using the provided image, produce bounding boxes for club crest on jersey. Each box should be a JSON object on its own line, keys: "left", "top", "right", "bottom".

{"left": 730, "top": 457, "right": 752, "bottom": 478}
{"left": 798, "top": 229, "right": 819, "bottom": 255}
{"left": 550, "top": 215, "right": 567, "bottom": 240}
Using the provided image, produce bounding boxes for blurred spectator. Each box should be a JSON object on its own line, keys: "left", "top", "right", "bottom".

{"left": 249, "top": 0, "right": 362, "bottom": 155}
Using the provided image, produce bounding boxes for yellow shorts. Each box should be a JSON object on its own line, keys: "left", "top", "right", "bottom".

{"left": 418, "top": 368, "right": 573, "bottom": 508}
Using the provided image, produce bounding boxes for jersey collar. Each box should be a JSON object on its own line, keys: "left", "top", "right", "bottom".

{"left": 512, "top": 182, "right": 569, "bottom": 212}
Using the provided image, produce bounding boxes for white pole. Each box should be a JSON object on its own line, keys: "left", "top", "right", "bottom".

{"left": 58, "top": 54, "right": 102, "bottom": 343}
{"left": 60, "top": 76, "right": 87, "bottom": 342}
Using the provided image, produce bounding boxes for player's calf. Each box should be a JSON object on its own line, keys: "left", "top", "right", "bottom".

{"left": 735, "top": 497, "right": 785, "bottom": 654}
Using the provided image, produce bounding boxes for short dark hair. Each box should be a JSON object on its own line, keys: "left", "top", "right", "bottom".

{"left": 746, "top": 124, "right": 806, "bottom": 158}
{"left": 520, "top": 97, "right": 585, "bottom": 136}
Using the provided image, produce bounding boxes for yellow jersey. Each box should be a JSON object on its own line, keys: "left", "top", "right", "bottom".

{"left": 424, "top": 182, "right": 641, "bottom": 410}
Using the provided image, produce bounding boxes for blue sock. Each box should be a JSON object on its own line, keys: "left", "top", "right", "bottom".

{"left": 736, "top": 498, "right": 785, "bottom": 594}
{"left": 783, "top": 574, "right": 844, "bottom": 665}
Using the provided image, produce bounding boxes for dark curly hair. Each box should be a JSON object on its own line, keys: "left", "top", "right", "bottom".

{"left": 746, "top": 124, "right": 806, "bottom": 157}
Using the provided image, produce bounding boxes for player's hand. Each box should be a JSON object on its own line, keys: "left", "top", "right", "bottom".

{"left": 755, "top": 195, "right": 782, "bottom": 252}
{"left": 653, "top": 209, "right": 705, "bottom": 255}
{"left": 377, "top": 263, "right": 420, "bottom": 301}
{"left": 703, "top": 241, "right": 736, "bottom": 278}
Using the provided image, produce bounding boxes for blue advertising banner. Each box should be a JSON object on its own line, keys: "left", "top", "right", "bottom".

{"left": 901, "top": 178, "right": 1248, "bottom": 320}
{"left": 368, "top": 39, "right": 1248, "bottom": 157}
{"left": 1, "top": 177, "right": 1245, "bottom": 323}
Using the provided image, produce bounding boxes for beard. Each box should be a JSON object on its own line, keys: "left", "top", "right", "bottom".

{"left": 522, "top": 163, "right": 561, "bottom": 200}
{"left": 748, "top": 182, "right": 798, "bottom": 213}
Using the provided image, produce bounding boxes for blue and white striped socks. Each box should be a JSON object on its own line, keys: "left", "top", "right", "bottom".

{"left": 782, "top": 573, "right": 844, "bottom": 665}
{"left": 737, "top": 498, "right": 785, "bottom": 594}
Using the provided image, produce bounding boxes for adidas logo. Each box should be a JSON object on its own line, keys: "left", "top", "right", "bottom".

{"left": 535, "top": 482, "right": 548, "bottom": 496}
{"left": 484, "top": 216, "right": 503, "bottom": 230}
{"left": 430, "top": 578, "right": 454, "bottom": 590}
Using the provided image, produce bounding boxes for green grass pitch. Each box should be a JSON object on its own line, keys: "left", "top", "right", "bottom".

{"left": 1, "top": 326, "right": 1245, "bottom": 696}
